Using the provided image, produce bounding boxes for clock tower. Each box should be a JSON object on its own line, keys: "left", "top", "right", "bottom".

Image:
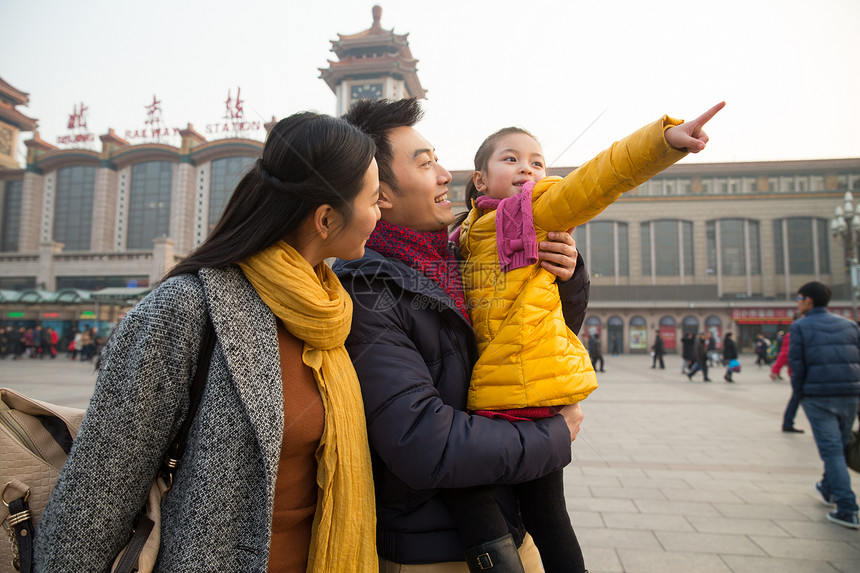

{"left": 0, "top": 77, "right": 38, "bottom": 170}
{"left": 320, "top": 5, "right": 427, "bottom": 117}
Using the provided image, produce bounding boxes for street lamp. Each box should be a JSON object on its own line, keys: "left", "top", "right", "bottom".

{"left": 831, "top": 191, "right": 860, "bottom": 321}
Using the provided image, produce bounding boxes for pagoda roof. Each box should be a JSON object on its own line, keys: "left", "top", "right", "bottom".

{"left": 319, "top": 6, "right": 427, "bottom": 99}
{"left": 332, "top": 5, "right": 408, "bottom": 49}
{"left": 0, "top": 101, "right": 37, "bottom": 131}
{"left": 0, "top": 76, "right": 30, "bottom": 107}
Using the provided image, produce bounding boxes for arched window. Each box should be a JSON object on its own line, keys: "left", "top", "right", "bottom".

{"left": 584, "top": 316, "right": 601, "bottom": 338}
{"left": 607, "top": 316, "right": 624, "bottom": 355}
{"left": 640, "top": 220, "right": 694, "bottom": 276}
{"left": 208, "top": 156, "right": 256, "bottom": 233}
{"left": 682, "top": 315, "right": 699, "bottom": 337}
{"left": 127, "top": 161, "right": 173, "bottom": 249}
{"left": 54, "top": 165, "right": 96, "bottom": 251}
{"left": 629, "top": 315, "right": 647, "bottom": 352}
{"left": 705, "top": 315, "right": 722, "bottom": 347}
{"left": 772, "top": 217, "right": 830, "bottom": 275}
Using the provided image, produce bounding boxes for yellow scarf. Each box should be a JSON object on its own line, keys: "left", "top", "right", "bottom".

{"left": 238, "top": 241, "right": 377, "bottom": 572}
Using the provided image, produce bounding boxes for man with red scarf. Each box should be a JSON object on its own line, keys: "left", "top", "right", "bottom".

{"left": 336, "top": 98, "right": 588, "bottom": 571}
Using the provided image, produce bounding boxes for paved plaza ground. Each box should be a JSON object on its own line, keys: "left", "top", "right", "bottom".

{"left": 2, "top": 352, "right": 859, "bottom": 572}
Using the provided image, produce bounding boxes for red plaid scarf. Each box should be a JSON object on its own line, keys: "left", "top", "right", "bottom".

{"left": 365, "top": 220, "right": 470, "bottom": 324}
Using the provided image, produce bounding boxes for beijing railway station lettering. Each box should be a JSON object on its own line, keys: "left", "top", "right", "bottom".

{"left": 57, "top": 102, "right": 95, "bottom": 147}
{"left": 123, "top": 127, "right": 182, "bottom": 140}
{"left": 204, "top": 87, "right": 262, "bottom": 137}
{"left": 57, "top": 133, "right": 95, "bottom": 144}
{"left": 205, "top": 121, "right": 262, "bottom": 134}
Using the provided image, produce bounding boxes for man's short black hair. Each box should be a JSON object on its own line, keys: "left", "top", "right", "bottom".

{"left": 343, "top": 98, "right": 424, "bottom": 195}
{"left": 797, "top": 281, "right": 832, "bottom": 307}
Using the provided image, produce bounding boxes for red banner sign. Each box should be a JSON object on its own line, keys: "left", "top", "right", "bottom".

{"left": 659, "top": 324, "right": 676, "bottom": 351}
{"left": 731, "top": 307, "right": 854, "bottom": 323}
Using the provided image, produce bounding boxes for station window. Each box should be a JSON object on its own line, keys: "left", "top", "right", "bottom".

{"left": 54, "top": 165, "right": 96, "bottom": 251}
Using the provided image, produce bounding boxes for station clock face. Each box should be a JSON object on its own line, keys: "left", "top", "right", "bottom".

{"left": 350, "top": 82, "right": 384, "bottom": 103}
{"left": 0, "top": 126, "right": 11, "bottom": 156}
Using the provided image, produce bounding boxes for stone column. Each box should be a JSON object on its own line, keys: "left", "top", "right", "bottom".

{"left": 172, "top": 125, "right": 206, "bottom": 256}
{"left": 90, "top": 165, "right": 117, "bottom": 251}
{"left": 19, "top": 170, "right": 45, "bottom": 252}
{"left": 36, "top": 241, "right": 64, "bottom": 290}
{"left": 171, "top": 162, "right": 196, "bottom": 255}
{"left": 151, "top": 237, "right": 175, "bottom": 284}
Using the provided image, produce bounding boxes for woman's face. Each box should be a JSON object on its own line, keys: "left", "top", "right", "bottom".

{"left": 324, "top": 158, "right": 381, "bottom": 261}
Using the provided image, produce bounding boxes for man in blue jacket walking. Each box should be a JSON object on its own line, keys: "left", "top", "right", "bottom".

{"left": 789, "top": 281, "right": 860, "bottom": 529}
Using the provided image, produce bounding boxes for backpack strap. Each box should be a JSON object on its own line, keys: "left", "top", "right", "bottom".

{"left": 159, "top": 315, "right": 216, "bottom": 489}
{"left": 2, "top": 485, "right": 33, "bottom": 573}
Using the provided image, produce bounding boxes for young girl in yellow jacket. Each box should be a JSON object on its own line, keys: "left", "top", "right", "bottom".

{"left": 448, "top": 102, "right": 724, "bottom": 573}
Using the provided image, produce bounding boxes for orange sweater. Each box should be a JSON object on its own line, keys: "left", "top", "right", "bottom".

{"left": 267, "top": 323, "right": 324, "bottom": 572}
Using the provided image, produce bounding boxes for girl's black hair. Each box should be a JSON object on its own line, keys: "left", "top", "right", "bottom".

{"left": 166, "top": 112, "right": 376, "bottom": 279}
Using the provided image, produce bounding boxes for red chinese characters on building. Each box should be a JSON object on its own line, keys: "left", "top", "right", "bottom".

{"left": 67, "top": 103, "right": 88, "bottom": 129}
{"left": 124, "top": 95, "right": 180, "bottom": 140}
{"left": 206, "top": 87, "right": 261, "bottom": 136}
{"left": 57, "top": 102, "right": 95, "bottom": 145}
{"left": 144, "top": 95, "right": 162, "bottom": 129}
{"left": 224, "top": 88, "right": 244, "bottom": 120}
{"left": 731, "top": 307, "right": 854, "bottom": 324}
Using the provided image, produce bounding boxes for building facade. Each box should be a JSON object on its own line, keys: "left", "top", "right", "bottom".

{"left": 447, "top": 160, "right": 860, "bottom": 353}
{"left": 1, "top": 6, "right": 858, "bottom": 354}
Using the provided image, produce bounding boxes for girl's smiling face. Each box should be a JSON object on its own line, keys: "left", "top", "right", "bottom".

{"left": 473, "top": 132, "right": 546, "bottom": 200}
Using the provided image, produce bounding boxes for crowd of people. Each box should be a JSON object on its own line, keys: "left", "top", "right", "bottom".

{"left": 0, "top": 325, "right": 100, "bottom": 362}
{"left": 678, "top": 330, "right": 738, "bottom": 383}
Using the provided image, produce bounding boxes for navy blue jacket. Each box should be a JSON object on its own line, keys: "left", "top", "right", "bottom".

{"left": 334, "top": 249, "right": 585, "bottom": 564}
{"left": 788, "top": 307, "right": 860, "bottom": 398}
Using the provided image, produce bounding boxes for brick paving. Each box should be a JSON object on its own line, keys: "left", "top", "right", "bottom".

{"left": 2, "top": 352, "right": 859, "bottom": 571}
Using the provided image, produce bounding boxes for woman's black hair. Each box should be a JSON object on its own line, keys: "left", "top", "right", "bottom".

{"left": 166, "top": 112, "right": 376, "bottom": 279}
{"left": 453, "top": 126, "right": 538, "bottom": 228}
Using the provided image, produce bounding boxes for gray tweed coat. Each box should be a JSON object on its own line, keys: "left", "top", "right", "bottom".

{"left": 35, "top": 266, "right": 286, "bottom": 572}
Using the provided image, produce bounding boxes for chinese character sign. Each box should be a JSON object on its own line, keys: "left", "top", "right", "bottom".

{"left": 125, "top": 95, "right": 180, "bottom": 142}
{"left": 67, "top": 103, "right": 88, "bottom": 130}
{"left": 224, "top": 88, "right": 244, "bottom": 121}
{"left": 58, "top": 102, "right": 95, "bottom": 146}
{"left": 145, "top": 95, "right": 163, "bottom": 128}
{"left": 206, "top": 86, "right": 262, "bottom": 138}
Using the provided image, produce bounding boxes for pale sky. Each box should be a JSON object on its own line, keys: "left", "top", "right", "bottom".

{"left": 4, "top": 0, "right": 859, "bottom": 171}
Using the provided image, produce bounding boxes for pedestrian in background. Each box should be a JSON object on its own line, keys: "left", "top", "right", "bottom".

{"left": 651, "top": 329, "right": 665, "bottom": 369}
{"left": 589, "top": 332, "right": 605, "bottom": 373}
{"left": 772, "top": 315, "right": 804, "bottom": 433}
{"left": 755, "top": 333, "right": 770, "bottom": 367}
{"left": 790, "top": 281, "right": 860, "bottom": 529}
{"left": 722, "top": 332, "right": 738, "bottom": 383}
{"left": 687, "top": 332, "right": 711, "bottom": 382}
{"left": 707, "top": 332, "right": 718, "bottom": 366}
{"left": 681, "top": 331, "right": 695, "bottom": 374}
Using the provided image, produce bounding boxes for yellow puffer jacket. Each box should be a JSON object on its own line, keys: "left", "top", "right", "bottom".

{"left": 460, "top": 116, "right": 686, "bottom": 411}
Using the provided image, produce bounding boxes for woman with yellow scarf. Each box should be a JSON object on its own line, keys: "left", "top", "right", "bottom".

{"left": 36, "top": 113, "right": 381, "bottom": 571}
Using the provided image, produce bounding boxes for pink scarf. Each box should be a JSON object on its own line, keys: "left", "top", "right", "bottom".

{"left": 474, "top": 181, "right": 539, "bottom": 272}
